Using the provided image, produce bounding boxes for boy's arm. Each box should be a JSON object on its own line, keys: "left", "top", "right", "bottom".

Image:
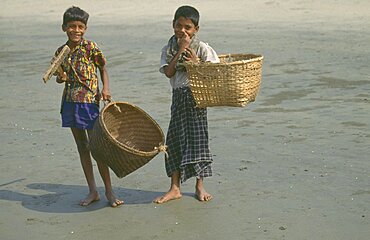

{"left": 163, "top": 51, "right": 182, "bottom": 78}
{"left": 164, "top": 48, "right": 199, "bottom": 79}
{"left": 163, "top": 32, "right": 193, "bottom": 78}
{"left": 98, "top": 66, "right": 111, "bottom": 100}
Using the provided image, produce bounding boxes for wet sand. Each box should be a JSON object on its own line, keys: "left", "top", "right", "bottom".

{"left": 0, "top": 0, "right": 369, "bottom": 239}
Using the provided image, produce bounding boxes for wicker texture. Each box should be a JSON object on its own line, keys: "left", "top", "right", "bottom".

{"left": 89, "top": 102, "right": 165, "bottom": 178}
{"left": 185, "top": 53, "right": 263, "bottom": 107}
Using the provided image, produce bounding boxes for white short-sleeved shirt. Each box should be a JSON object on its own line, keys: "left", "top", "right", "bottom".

{"left": 159, "top": 41, "right": 220, "bottom": 89}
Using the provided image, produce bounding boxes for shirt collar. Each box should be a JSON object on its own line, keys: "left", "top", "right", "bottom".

{"left": 65, "top": 38, "right": 87, "bottom": 53}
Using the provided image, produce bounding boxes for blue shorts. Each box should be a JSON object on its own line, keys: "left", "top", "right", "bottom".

{"left": 61, "top": 102, "right": 99, "bottom": 130}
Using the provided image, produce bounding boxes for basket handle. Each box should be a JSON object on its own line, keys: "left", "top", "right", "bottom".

{"left": 103, "top": 99, "right": 111, "bottom": 106}
{"left": 154, "top": 144, "right": 168, "bottom": 159}
{"left": 103, "top": 98, "right": 122, "bottom": 113}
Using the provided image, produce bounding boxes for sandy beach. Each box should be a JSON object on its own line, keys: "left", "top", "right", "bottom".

{"left": 1, "top": 0, "right": 369, "bottom": 239}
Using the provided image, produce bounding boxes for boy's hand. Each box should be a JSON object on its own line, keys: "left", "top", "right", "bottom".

{"left": 56, "top": 66, "right": 67, "bottom": 83}
{"left": 183, "top": 48, "right": 198, "bottom": 63}
{"left": 101, "top": 87, "right": 111, "bottom": 101}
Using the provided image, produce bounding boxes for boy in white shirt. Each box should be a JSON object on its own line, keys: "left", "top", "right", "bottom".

{"left": 154, "top": 5, "right": 219, "bottom": 204}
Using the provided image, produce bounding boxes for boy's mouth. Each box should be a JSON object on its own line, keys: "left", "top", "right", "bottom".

{"left": 70, "top": 34, "right": 81, "bottom": 39}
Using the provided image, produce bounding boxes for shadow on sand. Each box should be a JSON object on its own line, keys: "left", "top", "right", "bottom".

{"left": 0, "top": 179, "right": 194, "bottom": 213}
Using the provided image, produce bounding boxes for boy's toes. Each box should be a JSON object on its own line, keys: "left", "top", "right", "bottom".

{"left": 110, "top": 199, "right": 124, "bottom": 207}
{"left": 204, "top": 194, "right": 213, "bottom": 201}
{"left": 195, "top": 190, "right": 213, "bottom": 202}
{"left": 105, "top": 192, "right": 124, "bottom": 208}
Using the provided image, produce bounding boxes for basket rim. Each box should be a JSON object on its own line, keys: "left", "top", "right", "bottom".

{"left": 99, "top": 101, "right": 165, "bottom": 156}
{"left": 185, "top": 53, "right": 264, "bottom": 66}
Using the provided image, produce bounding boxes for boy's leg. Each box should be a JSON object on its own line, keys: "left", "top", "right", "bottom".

{"left": 195, "top": 177, "right": 212, "bottom": 202}
{"left": 87, "top": 130, "right": 123, "bottom": 207}
{"left": 95, "top": 160, "right": 124, "bottom": 207}
{"left": 71, "top": 128, "right": 100, "bottom": 206}
{"left": 153, "top": 170, "right": 182, "bottom": 204}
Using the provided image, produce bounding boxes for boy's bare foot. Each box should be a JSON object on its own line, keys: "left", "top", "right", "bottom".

{"left": 195, "top": 188, "right": 213, "bottom": 202}
{"left": 153, "top": 188, "right": 182, "bottom": 204}
{"left": 106, "top": 192, "right": 124, "bottom": 207}
{"left": 80, "top": 191, "right": 100, "bottom": 206}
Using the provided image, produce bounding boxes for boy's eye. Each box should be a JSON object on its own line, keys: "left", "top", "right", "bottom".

{"left": 67, "top": 23, "right": 86, "bottom": 30}
{"left": 175, "top": 24, "right": 193, "bottom": 31}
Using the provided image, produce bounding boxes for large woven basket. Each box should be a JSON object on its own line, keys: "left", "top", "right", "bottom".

{"left": 89, "top": 101, "right": 166, "bottom": 178}
{"left": 185, "top": 53, "right": 263, "bottom": 107}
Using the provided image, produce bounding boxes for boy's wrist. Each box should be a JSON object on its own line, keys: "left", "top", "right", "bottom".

{"left": 102, "top": 86, "right": 110, "bottom": 91}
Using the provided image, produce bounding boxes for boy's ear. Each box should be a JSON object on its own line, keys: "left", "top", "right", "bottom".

{"left": 195, "top": 25, "right": 199, "bottom": 32}
{"left": 62, "top": 24, "right": 67, "bottom": 32}
{"left": 172, "top": 20, "right": 175, "bottom": 28}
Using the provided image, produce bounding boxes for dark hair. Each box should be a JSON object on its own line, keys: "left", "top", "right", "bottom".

{"left": 174, "top": 5, "right": 200, "bottom": 27}
{"left": 63, "top": 6, "right": 89, "bottom": 26}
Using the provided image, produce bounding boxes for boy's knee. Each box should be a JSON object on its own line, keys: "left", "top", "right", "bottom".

{"left": 76, "top": 141, "right": 90, "bottom": 153}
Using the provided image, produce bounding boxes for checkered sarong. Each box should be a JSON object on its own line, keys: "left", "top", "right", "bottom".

{"left": 165, "top": 87, "right": 213, "bottom": 183}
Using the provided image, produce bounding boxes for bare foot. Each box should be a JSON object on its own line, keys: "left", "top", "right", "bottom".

{"left": 195, "top": 188, "right": 213, "bottom": 202}
{"left": 80, "top": 191, "right": 100, "bottom": 206}
{"left": 106, "top": 192, "right": 124, "bottom": 207}
{"left": 153, "top": 188, "right": 182, "bottom": 204}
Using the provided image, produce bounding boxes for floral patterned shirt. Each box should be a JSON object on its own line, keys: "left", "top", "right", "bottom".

{"left": 55, "top": 39, "right": 106, "bottom": 105}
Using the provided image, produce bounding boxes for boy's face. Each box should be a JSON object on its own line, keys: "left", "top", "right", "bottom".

{"left": 62, "top": 21, "right": 87, "bottom": 45}
{"left": 173, "top": 16, "right": 199, "bottom": 39}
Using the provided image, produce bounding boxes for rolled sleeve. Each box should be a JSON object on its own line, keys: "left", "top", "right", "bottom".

{"left": 159, "top": 45, "right": 169, "bottom": 74}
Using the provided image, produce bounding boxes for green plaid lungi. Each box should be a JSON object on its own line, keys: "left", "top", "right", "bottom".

{"left": 165, "top": 87, "right": 213, "bottom": 183}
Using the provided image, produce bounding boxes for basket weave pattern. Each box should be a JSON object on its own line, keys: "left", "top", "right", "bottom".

{"left": 185, "top": 53, "right": 263, "bottom": 107}
{"left": 89, "top": 102, "right": 165, "bottom": 178}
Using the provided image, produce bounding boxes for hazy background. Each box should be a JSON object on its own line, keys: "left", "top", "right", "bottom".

{"left": 1, "top": 1, "right": 369, "bottom": 239}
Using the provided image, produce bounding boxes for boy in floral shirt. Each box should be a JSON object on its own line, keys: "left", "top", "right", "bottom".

{"left": 54, "top": 6, "right": 123, "bottom": 207}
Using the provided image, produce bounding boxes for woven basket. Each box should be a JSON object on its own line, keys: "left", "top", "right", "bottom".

{"left": 89, "top": 101, "right": 166, "bottom": 178}
{"left": 185, "top": 53, "right": 263, "bottom": 107}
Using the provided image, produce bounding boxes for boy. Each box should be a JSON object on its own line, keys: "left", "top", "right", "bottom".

{"left": 154, "top": 5, "right": 219, "bottom": 203}
{"left": 54, "top": 6, "right": 123, "bottom": 207}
